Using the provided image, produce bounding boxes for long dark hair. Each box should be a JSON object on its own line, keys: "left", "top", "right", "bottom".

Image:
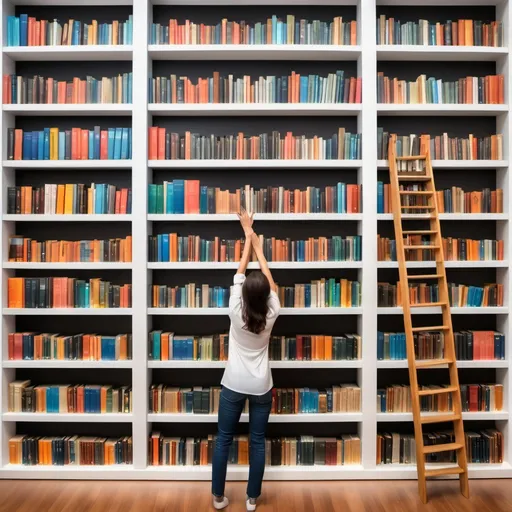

{"left": 242, "top": 271, "right": 271, "bottom": 334}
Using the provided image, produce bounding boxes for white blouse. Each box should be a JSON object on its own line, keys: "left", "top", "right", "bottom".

{"left": 221, "top": 273, "right": 281, "bottom": 395}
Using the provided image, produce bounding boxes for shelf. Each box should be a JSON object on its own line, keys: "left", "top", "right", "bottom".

{"left": 3, "top": 46, "right": 133, "bottom": 61}
{"left": 3, "top": 262, "right": 133, "bottom": 270}
{"left": 148, "top": 360, "right": 363, "bottom": 369}
{"left": 2, "top": 413, "right": 133, "bottom": 423}
{"left": 377, "top": 261, "right": 509, "bottom": 269}
{"left": 377, "top": 160, "right": 508, "bottom": 169}
{"left": 3, "top": 360, "right": 133, "bottom": 369}
{"left": 148, "top": 413, "right": 363, "bottom": 423}
{"left": 148, "top": 214, "right": 363, "bottom": 221}
{"left": 3, "top": 104, "right": 132, "bottom": 116}
{"left": 3, "top": 308, "right": 133, "bottom": 316}
{"left": 148, "top": 307, "right": 363, "bottom": 316}
{"left": 377, "top": 0, "right": 505, "bottom": 5}
{"left": 14, "top": 0, "right": 133, "bottom": 4}
{"left": 3, "top": 214, "right": 132, "bottom": 222}
{"left": 148, "top": 160, "right": 362, "bottom": 169}
{"left": 376, "top": 412, "right": 509, "bottom": 422}
{"left": 2, "top": 160, "right": 132, "bottom": 169}
{"left": 148, "top": 261, "right": 362, "bottom": 270}
{"left": 378, "top": 307, "right": 508, "bottom": 315}
{"left": 377, "top": 104, "right": 508, "bottom": 116}
{"left": 377, "top": 360, "right": 509, "bottom": 369}
{"left": 377, "top": 45, "right": 508, "bottom": 61}
{"left": 377, "top": 213, "right": 509, "bottom": 221}
{"left": 148, "top": 45, "right": 362, "bottom": 61}
{"left": 148, "top": 104, "right": 361, "bottom": 116}
{"left": 152, "top": 0, "right": 358, "bottom": 4}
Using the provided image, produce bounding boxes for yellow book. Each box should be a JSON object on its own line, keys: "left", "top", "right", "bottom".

{"left": 56, "top": 184, "right": 65, "bottom": 214}
{"left": 87, "top": 187, "right": 93, "bottom": 214}
{"left": 91, "top": 278, "right": 99, "bottom": 308}
{"left": 64, "top": 184, "right": 74, "bottom": 214}
{"left": 112, "top": 20, "right": 119, "bottom": 45}
{"left": 92, "top": 20, "right": 98, "bottom": 45}
{"left": 49, "top": 128, "right": 59, "bottom": 160}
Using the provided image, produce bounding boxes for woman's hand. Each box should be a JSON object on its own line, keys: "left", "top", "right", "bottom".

{"left": 238, "top": 208, "right": 254, "bottom": 236}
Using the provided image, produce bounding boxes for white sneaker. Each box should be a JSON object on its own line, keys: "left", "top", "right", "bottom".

{"left": 213, "top": 496, "right": 229, "bottom": 510}
{"left": 246, "top": 498, "right": 257, "bottom": 511}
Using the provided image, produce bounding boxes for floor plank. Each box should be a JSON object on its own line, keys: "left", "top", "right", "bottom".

{"left": 1, "top": 479, "right": 512, "bottom": 512}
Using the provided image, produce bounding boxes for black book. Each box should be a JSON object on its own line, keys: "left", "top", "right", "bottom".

{"left": 7, "top": 128, "right": 14, "bottom": 159}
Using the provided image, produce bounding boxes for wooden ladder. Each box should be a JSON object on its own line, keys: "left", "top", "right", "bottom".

{"left": 387, "top": 134, "right": 470, "bottom": 503}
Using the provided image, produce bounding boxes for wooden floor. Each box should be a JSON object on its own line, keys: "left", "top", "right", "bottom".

{"left": 0, "top": 479, "right": 511, "bottom": 512}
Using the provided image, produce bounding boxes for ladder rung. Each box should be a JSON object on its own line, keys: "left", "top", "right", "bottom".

{"left": 420, "top": 413, "right": 461, "bottom": 424}
{"left": 423, "top": 442, "right": 464, "bottom": 455}
{"left": 425, "top": 466, "right": 465, "bottom": 478}
{"left": 401, "top": 205, "right": 435, "bottom": 209}
{"left": 407, "top": 274, "right": 443, "bottom": 280}
{"left": 403, "top": 230, "right": 438, "bottom": 235}
{"left": 399, "top": 191, "right": 434, "bottom": 195}
{"left": 398, "top": 176, "right": 431, "bottom": 181}
{"left": 411, "top": 325, "right": 448, "bottom": 333}
{"left": 410, "top": 302, "right": 447, "bottom": 308}
{"left": 404, "top": 245, "right": 440, "bottom": 250}
{"left": 396, "top": 156, "right": 427, "bottom": 161}
{"left": 415, "top": 358, "right": 454, "bottom": 368}
{"left": 418, "top": 386, "right": 458, "bottom": 396}
{"left": 401, "top": 214, "right": 435, "bottom": 219}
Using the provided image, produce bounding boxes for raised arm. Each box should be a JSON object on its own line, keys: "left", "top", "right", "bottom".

{"left": 237, "top": 208, "right": 254, "bottom": 275}
{"left": 250, "top": 231, "right": 277, "bottom": 293}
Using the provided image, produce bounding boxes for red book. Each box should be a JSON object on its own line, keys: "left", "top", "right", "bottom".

{"left": 468, "top": 385, "right": 479, "bottom": 412}
{"left": 157, "top": 128, "right": 166, "bottom": 160}
{"left": 3, "top": 75, "right": 11, "bottom": 104}
{"left": 473, "top": 331, "right": 483, "bottom": 360}
{"left": 14, "top": 129, "right": 23, "bottom": 160}
{"left": 115, "top": 190, "right": 121, "bottom": 214}
{"left": 120, "top": 188, "right": 128, "bottom": 214}
{"left": 100, "top": 130, "right": 108, "bottom": 159}
{"left": 71, "top": 128, "right": 80, "bottom": 160}
{"left": 8, "top": 333, "right": 14, "bottom": 359}
{"left": 148, "top": 127, "right": 158, "bottom": 160}
{"left": 355, "top": 77, "right": 362, "bottom": 103}
{"left": 296, "top": 335, "right": 303, "bottom": 361}
{"left": 14, "top": 333, "right": 23, "bottom": 360}
{"left": 185, "top": 180, "right": 200, "bottom": 214}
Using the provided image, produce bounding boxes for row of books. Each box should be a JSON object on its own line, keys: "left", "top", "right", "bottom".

{"left": 377, "top": 383, "right": 503, "bottom": 413}
{"left": 7, "top": 184, "right": 132, "bottom": 215}
{"left": 148, "top": 333, "right": 229, "bottom": 362}
{"left": 148, "top": 181, "right": 362, "bottom": 214}
{"left": 377, "top": 73, "right": 504, "bottom": 105}
{"left": 148, "top": 71, "right": 361, "bottom": 104}
{"left": 7, "top": 277, "right": 132, "bottom": 309}
{"left": 7, "top": 127, "right": 132, "bottom": 161}
{"left": 9, "top": 435, "right": 133, "bottom": 466}
{"left": 6, "top": 15, "right": 133, "bottom": 46}
{"left": 378, "top": 330, "right": 505, "bottom": 362}
{"left": 149, "top": 434, "right": 361, "bottom": 467}
{"left": 8, "top": 381, "right": 132, "bottom": 414}
{"left": 151, "top": 284, "right": 229, "bottom": 309}
{"left": 148, "top": 128, "right": 362, "bottom": 161}
{"left": 148, "top": 234, "right": 361, "bottom": 263}
{"left": 377, "top": 430, "right": 503, "bottom": 465}
{"left": 7, "top": 333, "right": 132, "bottom": 362}
{"left": 148, "top": 385, "right": 361, "bottom": 415}
{"left": 377, "top": 17, "right": 503, "bottom": 47}
{"left": 377, "top": 236, "right": 504, "bottom": 263}
{"left": 8, "top": 236, "right": 133, "bottom": 263}
{"left": 4, "top": 73, "right": 133, "bottom": 105}
{"left": 377, "top": 131, "right": 504, "bottom": 161}
{"left": 377, "top": 282, "right": 504, "bottom": 308}
{"left": 150, "top": 16, "right": 357, "bottom": 46}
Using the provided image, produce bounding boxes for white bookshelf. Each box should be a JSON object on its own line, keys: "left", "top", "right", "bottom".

{"left": 0, "top": 0, "right": 510, "bottom": 483}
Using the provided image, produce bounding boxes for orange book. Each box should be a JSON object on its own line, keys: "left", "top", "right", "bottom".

{"left": 14, "top": 129, "right": 23, "bottom": 160}
{"left": 8, "top": 278, "right": 24, "bottom": 308}
{"left": 100, "top": 130, "right": 108, "bottom": 159}
{"left": 71, "top": 128, "right": 80, "bottom": 159}
{"left": 3, "top": 75, "right": 11, "bottom": 104}
{"left": 157, "top": 127, "right": 166, "bottom": 160}
{"left": 80, "top": 130, "right": 88, "bottom": 160}
{"left": 184, "top": 180, "right": 200, "bottom": 214}
{"left": 148, "top": 127, "right": 158, "bottom": 159}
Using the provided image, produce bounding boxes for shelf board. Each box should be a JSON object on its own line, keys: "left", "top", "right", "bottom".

{"left": 148, "top": 44, "right": 362, "bottom": 61}
{"left": 148, "top": 213, "right": 363, "bottom": 221}
{"left": 377, "top": 360, "right": 509, "bottom": 369}
{"left": 2, "top": 160, "right": 132, "bottom": 169}
{"left": 377, "top": 159, "right": 508, "bottom": 169}
{"left": 3, "top": 262, "right": 133, "bottom": 270}
{"left": 377, "top": 104, "right": 508, "bottom": 116}
{"left": 3, "top": 45, "right": 133, "bottom": 61}
{"left": 3, "top": 308, "right": 133, "bottom": 316}
{"left": 377, "top": 213, "right": 509, "bottom": 221}
{"left": 377, "top": 45, "right": 508, "bottom": 61}
{"left": 3, "top": 214, "right": 132, "bottom": 222}
{"left": 148, "top": 360, "right": 362, "bottom": 369}
{"left": 3, "top": 104, "right": 132, "bottom": 116}
{"left": 2, "top": 413, "right": 133, "bottom": 423}
{"left": 14, "top": 0, "right": 132, "bottom": 4}
{"left": 3, "top": 360, "right": 133, "bottom": 369}
{"left": 378, "top": 307, "right": 508, "bottom": 315}
{"left": 148, "top": 160, "right": 362, "bottom": 169}
{"left": 148, "top": 261, "right": 362, "bottom": 270}
{"left": 376, "top": 411, "right": 509, "bottom": 422}
{"left": 377, "top": 0, "right": 505, "bottom": 5}
{"left": 148, "top": 413, "right": 363, "bottom": 423}
{"left": 377, "top": 261, "right": 508, "bottom": 269}
{"left": 152, "top": 0, "right": 357, "bottom": 4}
{"left": 148, "top": 104, "right": 361, "bottom": 116}
{"left": 148, "top": 307, "right": 363, "bottom": 316}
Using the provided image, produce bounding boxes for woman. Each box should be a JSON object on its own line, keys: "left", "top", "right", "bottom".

{"left": 212, "top": 208, "right": 280, "bottom": 511}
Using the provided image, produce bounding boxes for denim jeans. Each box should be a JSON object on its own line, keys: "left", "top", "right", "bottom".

{"left": 212, "top": 386, "right": 272, "bottom": 499}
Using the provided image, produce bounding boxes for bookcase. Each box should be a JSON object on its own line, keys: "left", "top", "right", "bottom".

{"left": 0, "top": 0, "right": 511, "bottom": 480}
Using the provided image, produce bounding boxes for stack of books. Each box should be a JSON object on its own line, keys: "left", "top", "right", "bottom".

{"left": 148, "top": 333, "right": 229, "bottom": 361}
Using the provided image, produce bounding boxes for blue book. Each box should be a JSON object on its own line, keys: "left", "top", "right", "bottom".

{"left": 107, "top": 128, "right": 115, "bottom": 159}
{"left": 114, "top": 128, "right": 122, "bottom": 159}
{"left": 377, "top": 331, "right": 384, "bottom": 360}
{"left": 199, "top": 186, "right": 208, "bottom": 213}
{"left": 161, "top": 234, "right": 169, "bottom": 262}
{"left": 390, "top": 334, "right": 395, "bottom": 359}
{"left": 14, "top": 17, "right": 20, "bottom": 46}
{"left": 272, "top": 15, "right": 277, "bottom": 43}
{"left": 22, "top": 133, "right": 31, "bottom": 160}
{"left": 92, "top": 126, "right": 100, "bottom": 159}
{"left": 121, "top": 128, "right": 129, "bottom": 159}
{"left": 84, "top": 283, "right": 90, "bottom": 306}
{"left": 186, "top": 338, "right": 194, "bottom": 359}
{"left": 94, "top": 184, "right": 102, "bottom": 214}
{"left": 173, "top": 180, "right": 185, "bottom": 214}
{"left": 300, "top": 76, "right": 307, "bottom": 103}
{"left": 58, "top": 132, "right": 65, "bottom": 160}
{"left": 154, "top": 331, "right": 161, "bottom": 360}
{"left": 20, "top": 14, "right": 28, "bottom": 46}
{"left": 72, "top": 21, "right": 80, "bottom": 45}
{"left": 88, "top": 131, "right": 94, "bottom": 159}
{"left": 31, "top": 133, "right": 38, "bottom": 160}
{"left": 304, "top": 285, "right": 311, "bottom": 308}
{"left": 165, "top": 182, "right": 174, "bottom": 214}
{"left": 377, "top": 181, "right": 384, "bottom": 213}
{"left": 37, "top": 132, "right": 44, "bottom": 160}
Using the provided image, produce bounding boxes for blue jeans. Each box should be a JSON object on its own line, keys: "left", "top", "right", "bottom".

{"left": 212, "top": 386, "right": 272, "bottom": 499}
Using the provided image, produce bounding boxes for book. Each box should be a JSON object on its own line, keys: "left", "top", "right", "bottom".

{"left": 9, "top": 435, "right": 132, "bottom": 466}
